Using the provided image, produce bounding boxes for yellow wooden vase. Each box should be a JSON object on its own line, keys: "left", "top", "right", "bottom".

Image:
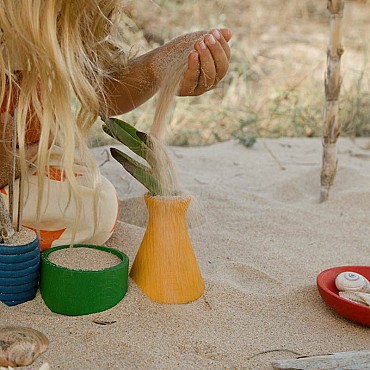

{"left": 130, "top": 194, "right": 204, "bottom": 304}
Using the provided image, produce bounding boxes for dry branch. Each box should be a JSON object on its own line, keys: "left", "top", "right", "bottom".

{"left": 320, "top": 0, "right": 345, "bottom": 202}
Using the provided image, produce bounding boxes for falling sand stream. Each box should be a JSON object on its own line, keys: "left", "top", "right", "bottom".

{"left": 146, "top": 32, "right": 208, "bottom": 196}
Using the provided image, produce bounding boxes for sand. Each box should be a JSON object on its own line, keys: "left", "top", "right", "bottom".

{"left": 0, "top": 227, "right": 36, "bottom": 246}
{"left": 48, "top": 247, "right": 122, "bottom": 271}
{"left": 1, "top": 137, "right": 370, "bottom": 369}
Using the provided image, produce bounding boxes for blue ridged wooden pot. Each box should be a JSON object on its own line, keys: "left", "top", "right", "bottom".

{"left": 0, "top": 230, "right": 40, "bottom": 306}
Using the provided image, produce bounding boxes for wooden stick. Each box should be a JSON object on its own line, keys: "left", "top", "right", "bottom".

{"left": 8, "top": 115, "right": 16, "bottom": 222}
{"left": 320, "top": 0, "right": 345, "bottom": 202}
{"left": 17, "top": 174, "right": 23, "bottom": 232}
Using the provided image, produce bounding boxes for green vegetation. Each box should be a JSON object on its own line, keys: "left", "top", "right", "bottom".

{"left": 101, "top": 116, "right": 167, "bottom": 196}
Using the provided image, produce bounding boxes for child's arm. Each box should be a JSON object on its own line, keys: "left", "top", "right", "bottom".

{"left": 105, "top": 29, "right": 232, "bottom": 116}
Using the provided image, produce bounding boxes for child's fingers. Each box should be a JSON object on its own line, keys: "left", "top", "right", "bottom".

{"left": 206, "top": 30, "right": 230, "bottom": 83}
{"left": 195, "top": 36, "right": 217, "bottom": 91}
{"left": 179, "top": 51, "right": 201, "bottom": 95}
{"left": 211, "top": 29, "right": 231, "bottom": 62}
{"left": 219, "top": 28, "right": 232, "bottom": 43}
{"left": 177, "top": 28, "right": 232, "bottom": 97}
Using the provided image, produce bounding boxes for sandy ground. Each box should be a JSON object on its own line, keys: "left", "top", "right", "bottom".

{"left": 2, "top": 137, "right": 370, "bottom": 369}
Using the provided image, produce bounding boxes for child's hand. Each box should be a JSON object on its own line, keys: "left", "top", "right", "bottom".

{"left": 178, "top": 28, "right": 232, "bottom": 96}
{"left": 105, "top": 28, "right": 232, "bottom": 115}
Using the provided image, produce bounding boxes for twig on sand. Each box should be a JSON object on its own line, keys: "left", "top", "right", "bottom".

{"left": 247, "top": 348, "right": 302, "bottom": 361}
{"left": 262, "top": 140, "right": 286, "bottom": 170}
{"left": 98, "top": 148, "right": 111, "bottom": 167}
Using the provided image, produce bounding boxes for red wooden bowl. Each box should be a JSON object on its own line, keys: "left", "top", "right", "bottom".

{"left": 317, "top": 265, "right": 370, "bottom": 326}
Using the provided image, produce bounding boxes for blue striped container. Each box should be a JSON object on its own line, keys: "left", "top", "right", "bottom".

{"left": 0, "top": 232, "right": 40, "bottom": 306}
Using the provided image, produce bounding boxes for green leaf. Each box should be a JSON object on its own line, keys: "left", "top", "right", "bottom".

{"left": 102, "top": 116, "right": 159, "bottom": 168}
{"left": 101, "top": 115, "right": 139, "bottom": 140}
{"left": 110, "top": 147, "right": 149, "bottom": 172}
{"left": 135, "top": 131, "right": 160, "bottom": 167}
{"left": 102, "top": 116, "right": 146, "bottom": 158}
{"left": 136, "top": 131, "right": 151, "bottom": 147}
{"left": 131, "top": 167, "right": 164, "bottom": 196}
{"left": 101, "top": 115, "right": 166, "bottom": 195}
{"left": 110, "top": 148, "right": 163, "bottom": 195}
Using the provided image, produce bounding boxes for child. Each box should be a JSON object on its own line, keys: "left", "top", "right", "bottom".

{"left": 0, "top": 1, "right": 231, "bottom": 250}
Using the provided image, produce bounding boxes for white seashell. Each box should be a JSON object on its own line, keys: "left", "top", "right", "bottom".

{"left": 0, "top": 327, "right": 48, "bottom": 367}
{"left": 335, "top": 271, "right": 370, "bottom": 293}
{"left": 339, "top": 291, "right": 370, "bottom": 306}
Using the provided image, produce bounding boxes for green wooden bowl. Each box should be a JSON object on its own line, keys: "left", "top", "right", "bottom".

{"left": 40, "top": 244, "right": 129, "bottom": 316}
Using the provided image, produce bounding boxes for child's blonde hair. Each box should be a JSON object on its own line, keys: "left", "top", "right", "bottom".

{"left": 0, "top": 0, "right": 127, "bottom": 239}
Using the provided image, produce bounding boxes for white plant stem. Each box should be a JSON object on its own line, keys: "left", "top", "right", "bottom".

{"left": 0, "top": 194, "right": 15, "bottom": 243}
